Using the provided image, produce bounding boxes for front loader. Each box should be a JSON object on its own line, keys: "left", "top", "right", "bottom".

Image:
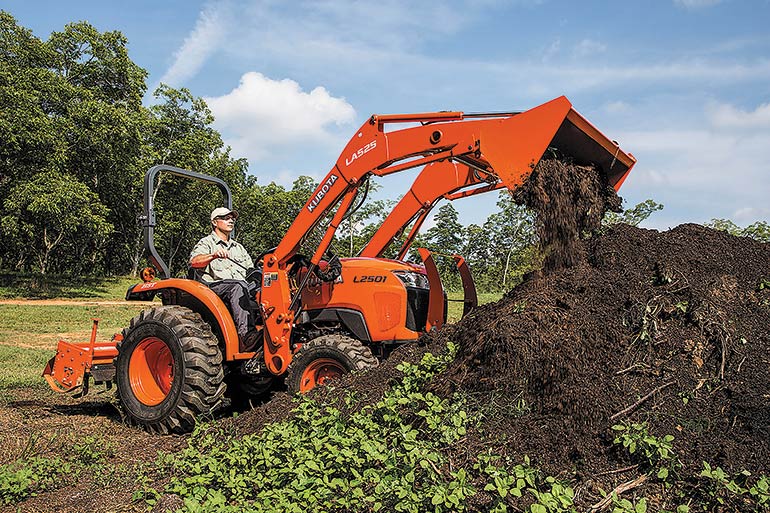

{"left": 43, "top": 96, "right": 636, "bottom": 433}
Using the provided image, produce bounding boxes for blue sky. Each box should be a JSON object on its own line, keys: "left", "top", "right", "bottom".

{"left": 7, "top": 0, "right": 770, "bottom": 230}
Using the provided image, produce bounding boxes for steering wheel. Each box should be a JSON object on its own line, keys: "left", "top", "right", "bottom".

{"left": 253, "top": 246, "right": 277, "bottom": 266}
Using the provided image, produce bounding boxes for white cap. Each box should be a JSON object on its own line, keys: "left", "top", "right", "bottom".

{"left": 210, "top": 207, "right": 238, "bottom": 221}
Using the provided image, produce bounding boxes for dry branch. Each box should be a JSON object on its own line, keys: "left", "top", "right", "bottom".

{"left": 595, "top": 464, "right": 639, "bottom": 477}
{"left": 609, "top": 381, "right": 676, "bottom": 421}
{"left": 589, "top": 474, "right": 649, "bottom": 512}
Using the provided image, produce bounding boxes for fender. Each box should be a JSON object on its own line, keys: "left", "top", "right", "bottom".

{"left": 126, "top": 279, "right": 245, "bottom": 361}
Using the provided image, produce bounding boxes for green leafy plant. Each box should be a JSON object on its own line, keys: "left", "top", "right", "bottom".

{"left": 474, "top": 454, "right": 575, "bottom": 513}
{"left": 633, "top": 303, "right": 662, "bottom": 344}
{"left": 749, "top": 475, "right": 770, "bottom": 508}
{"left": 529, "top": 477, "right": 575, "bottom": 513}
{"left": 150, "top": 342, "right": 480, "bottom": 512}
{"left": 144, "top": 341, "right": 582, "bottom": 513}
{"left": 697, "top": 462, "right": 769, "bottom": 510}
{"left": 0, "top": 456, "right": 72, "bottom": 505}
{"left": 72, "top": 435, "right": 114, "bottom": 465}
{"left": 611, "top": 495, "right": 647, "bottom": 513}
{"left": 612, "top": 422, "right": 678, "bottom": 481}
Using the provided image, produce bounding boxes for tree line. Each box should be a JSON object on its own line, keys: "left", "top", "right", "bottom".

{"left": 1, "top": 13, "right": 766, "bottom": 293}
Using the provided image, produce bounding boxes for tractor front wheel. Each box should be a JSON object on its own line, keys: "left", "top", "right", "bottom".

{"left": 115, "top": 305, "right": 225, "bottom": 433}
{"left": 286, "top": 334, "right": 378, "bottom": 393}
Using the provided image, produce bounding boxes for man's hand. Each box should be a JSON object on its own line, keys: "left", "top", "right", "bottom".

{"left": 213, "top": 248, "right": 230, "bottom": 259}
{"left": 190, "top": 249, "right": 228, "bottom": 268}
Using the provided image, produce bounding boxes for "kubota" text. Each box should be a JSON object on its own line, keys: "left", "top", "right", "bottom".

{"left": 307, "top": 174, "right": 339, "bottom": 213}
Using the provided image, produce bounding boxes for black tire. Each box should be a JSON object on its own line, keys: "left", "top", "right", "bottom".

{"left": 225, "top": 365, "right": 273, "bottom": 409}
{"left": 115, "top": 305, "right": 226, "bottom": 433}
{"left": 286, "top": 334, "right": 378, "bottom": 394}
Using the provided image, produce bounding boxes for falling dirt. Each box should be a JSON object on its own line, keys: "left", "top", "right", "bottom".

{"left": 512, "top": 158, "right": 622, "bottom": 271}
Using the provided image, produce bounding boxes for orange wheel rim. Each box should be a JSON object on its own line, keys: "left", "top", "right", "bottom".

{"left": 299, "top": 358, "right": 346, "bottom": 392}
{"left": 129, "top": 337, "right": 174, "bottom": 406}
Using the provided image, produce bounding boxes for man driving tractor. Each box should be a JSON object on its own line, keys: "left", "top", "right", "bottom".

{"left": 189, "top": 207, "right": 259, "bottom": 352}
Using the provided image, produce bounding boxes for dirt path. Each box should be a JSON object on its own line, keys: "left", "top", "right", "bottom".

{"left": 0, "top": 299, "right": 154, "bottom": 306}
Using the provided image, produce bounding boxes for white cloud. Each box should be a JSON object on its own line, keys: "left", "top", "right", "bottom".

{"left": 161, "top": 1, "right": 770, "bottom": 102}
{"left": 158, "top": 2, "right": 229, "bottom": 87}
{"left": 732, "top": 207, "right": 770, "bottom": 222}
{"left": 533, "top": 60, "right": 770, "bottom": 95}
{"left": 573, "top": 39, "right": 607, "bottom": 58}
{"left": 707, "top": 102, "right": 770, "bottom": 129}
{"left": 541, "top": 38, "right": 561, "bottom": 63}
{"left": 674, "top": 0, "right": 722, "bottom": 8}
{"left": 616, "top": 100, "right": 770, "bottom": 225}
{"left": 205, "top": 72, "right": 356, "bottom": 161}
{"left": 603, "top": 100, "right": 631, "bottom": 114}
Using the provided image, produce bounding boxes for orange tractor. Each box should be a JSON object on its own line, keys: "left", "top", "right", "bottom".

{"left": 43, "top": 96, "right": 635, "bottom": 433}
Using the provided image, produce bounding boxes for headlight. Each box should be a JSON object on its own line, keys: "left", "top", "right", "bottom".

{"left": 392, "top": 270, "right": 430, "bottom": 289}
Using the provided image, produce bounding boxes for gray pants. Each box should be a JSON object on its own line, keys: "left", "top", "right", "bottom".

{"left": 208, "top": 280, "right": 255, "bottom": 337}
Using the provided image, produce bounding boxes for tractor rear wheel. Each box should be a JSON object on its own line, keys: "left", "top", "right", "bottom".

{"left": 286, "top": 334, "right": 378, "bottom": 393}
{"left": 115, "top": 305, "right": 225, "bottom": 433}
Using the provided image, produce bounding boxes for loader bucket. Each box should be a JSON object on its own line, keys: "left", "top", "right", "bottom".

{"left": 478, "top": 96, "right": 636, "bottom": 192}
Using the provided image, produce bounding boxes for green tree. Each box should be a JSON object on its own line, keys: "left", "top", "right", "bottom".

{"left": 0, "top": 11, "right": 66, "bottom": 185}
{"left": 1, "top": 171, "right": 113, "bottom": 274}
{"left": 483, "top": 193, "right": 537, "bottom": 290}
{"left": 704, "top": 219, "right": 770, "bottom": 242}
{"left": 0, "top": 13, "right": 148, "bottom": 275}
{"left": 603, "top": 199, "right": 664, "bottom": 227}
{"left": 236, "top": 176, "right": 318, "bottom": 259}
{"left": 0, "top": 13, "right": 247, "bottom": 277}
{"left": 47, "top": 21, "right": 146, "bottom": 108}
{"left": 410, "top": 203, "right": 465, "bottom": 290}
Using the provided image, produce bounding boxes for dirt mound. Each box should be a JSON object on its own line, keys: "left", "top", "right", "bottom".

{"left": 434, "top": 223, "right": 770, "bottom": 475}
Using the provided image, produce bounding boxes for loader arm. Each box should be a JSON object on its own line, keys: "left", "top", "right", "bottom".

{"left": 259, "top": 95, "right": 636, "bottom": 375}
{"left": 359, "top": 160, "right": 504, "bottom": 259}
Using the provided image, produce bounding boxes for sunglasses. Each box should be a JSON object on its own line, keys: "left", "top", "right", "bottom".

{"left": 216, "top": 214, "right": 237, "bottom": 221}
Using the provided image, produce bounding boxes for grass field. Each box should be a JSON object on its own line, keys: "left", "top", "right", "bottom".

{"left": 446, "top": 291, "right": 502, "bottom": 323}
{"left": 0, "top": 274, "right": 148, "bottom": 391}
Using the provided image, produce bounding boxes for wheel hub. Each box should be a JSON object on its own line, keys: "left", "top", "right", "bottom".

{"left": 299, "top": 358, "right": 346, "bottom": 392}
{"left": 128, "top": 336, "right": 174, "bottom": 406}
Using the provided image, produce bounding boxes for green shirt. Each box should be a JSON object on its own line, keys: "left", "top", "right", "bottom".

{"left": 189, "top": 232, "right": 254, "bottom": 282}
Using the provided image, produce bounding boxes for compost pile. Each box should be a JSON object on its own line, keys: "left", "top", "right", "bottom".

{"left": 432, "top": 159, "right": 770, "bottom": 481}
{"left": 434, "top": 222, "right": 770, "bottom": 475}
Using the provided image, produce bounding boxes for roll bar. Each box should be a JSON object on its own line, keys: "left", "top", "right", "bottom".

{"left": 141, "top": 165, "right": 232, "bottom": 279}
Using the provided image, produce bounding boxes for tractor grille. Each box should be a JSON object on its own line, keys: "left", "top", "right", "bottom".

{"left": 405, "top": 287, "right": 429, "bottom": 332}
